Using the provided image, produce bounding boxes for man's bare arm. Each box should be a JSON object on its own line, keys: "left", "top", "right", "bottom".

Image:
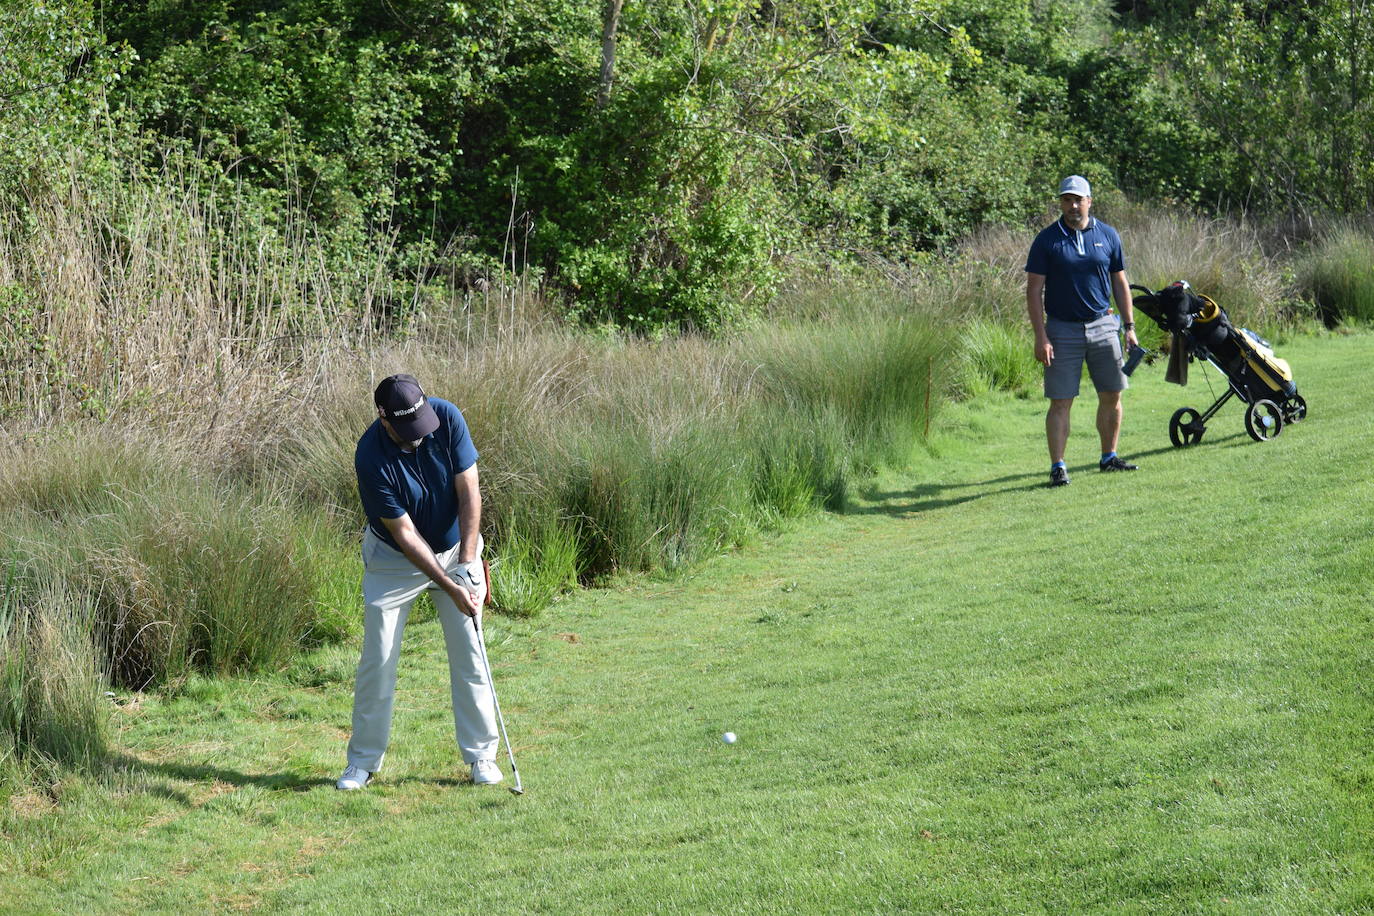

{"left": 1027, "top": 272, "right": 1053, "bottom": 366}
{"left": 378, "top": 513, "right": 479, "bottom": 616}
{"left": 454, "top": 464, "right": 481, "bottom": 565}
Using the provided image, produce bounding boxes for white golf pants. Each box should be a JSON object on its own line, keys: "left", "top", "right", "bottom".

{"left": 346, "top": 528, "right": 498, "bottom": 772}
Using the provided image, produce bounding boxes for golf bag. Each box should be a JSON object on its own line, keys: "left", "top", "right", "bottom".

{"left": 1132, "top": 281, "right": 1307, "bottom": 445}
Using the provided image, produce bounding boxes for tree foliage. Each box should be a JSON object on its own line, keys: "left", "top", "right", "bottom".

{"left": 6, "top": 0, "right": 1374, "bottom": 330}
{"left": 0, "top": 1, "right": 126, "bottom": 204}
{"left": 88, "top": 0, "right": 1122, "bottom": 327}
{"left": 1102, "top": 0, "right": 1374, "bottom": 211}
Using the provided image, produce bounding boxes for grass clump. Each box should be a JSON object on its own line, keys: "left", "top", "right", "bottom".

{"left": 1293, "top": 228, "right": 1374, "bottom": 326}
{"left": 954, "top": 319, "right": 1038, "bottom": 398}
{"left": 0, "top": 437, "right": 349, "bottom": 691}
{"left": 488, "top": 514, "right": 579, "bottom": 616}
{"left": 558, "top": 425, "right": 754, "bottom": 579}
{"left": 0, "top": 562, "right": 109, "bottom": 786}
{"left": 743, "top": 293, "right": 950, "bottom": 472}
{"left": 747, "top": 407, "right": 850, "bottom": 516}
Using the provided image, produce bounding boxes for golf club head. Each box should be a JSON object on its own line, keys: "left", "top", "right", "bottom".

{"left": 509, "top": 784, "right": 524, "bottom": 795}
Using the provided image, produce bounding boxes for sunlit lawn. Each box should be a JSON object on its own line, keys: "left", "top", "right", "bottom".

{"left": 3, "top": 332, "right": 1370, "bottom": 914}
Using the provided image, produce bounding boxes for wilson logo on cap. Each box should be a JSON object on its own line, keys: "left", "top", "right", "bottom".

{"left": 390, "top": 396, "right": 425, "bottom": 417}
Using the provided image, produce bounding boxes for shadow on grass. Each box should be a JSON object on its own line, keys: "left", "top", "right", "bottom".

{"left": 108, "top": 753, "right": 334, "bottom": 796}
{"left": 372, "top": 775, "right": 481, "bottom": 789}
{"left": 1137, "top": 430, "right": 1250, "bottom": 453}
{"left": 106, "top": 754, "right": 504, "bottom": 803}
{"left": 852, "top": 473, "right": 1044, "bottom": 515}
{"left": 1116, "top": 434, "right": 1246, "bottom": 459}
{"left": 851, "top": 432, "right": 1254, "bottom": 517}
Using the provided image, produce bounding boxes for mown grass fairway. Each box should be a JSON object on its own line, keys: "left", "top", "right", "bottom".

{"left": 3, "top": 333, "right": 1371, "bottom": 914}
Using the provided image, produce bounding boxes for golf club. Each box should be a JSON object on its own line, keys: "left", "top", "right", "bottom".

{"left": 473, "top": 558, "right": 523, "bottom": 795}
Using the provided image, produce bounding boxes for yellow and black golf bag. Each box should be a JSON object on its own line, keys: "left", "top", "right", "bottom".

{"left": 1132, "top": 281, "right": 1306, "bottom": 445}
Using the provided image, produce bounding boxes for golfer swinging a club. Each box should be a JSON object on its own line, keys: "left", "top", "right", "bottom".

{"left": 337, "top": 374, "right": 504, "bottom": 789}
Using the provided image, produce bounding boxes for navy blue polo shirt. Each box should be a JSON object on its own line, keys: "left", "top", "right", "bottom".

{"left": 355, "top": 396, "right": 479, "bottom": 552}
{"left": 1025, "top": 217, "right": 1126, "bottom": 322}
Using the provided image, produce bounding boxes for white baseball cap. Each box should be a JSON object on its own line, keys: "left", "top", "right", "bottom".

{"left": 1058, "top": 175, "right": 1092, "bottom": 197}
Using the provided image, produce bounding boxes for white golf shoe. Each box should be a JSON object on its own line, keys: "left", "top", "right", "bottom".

{"left": 471, "top": 760, "right": 503, "bottom": 785}
{"left": 336, "top": 764, "right": 372, "bottom": 790}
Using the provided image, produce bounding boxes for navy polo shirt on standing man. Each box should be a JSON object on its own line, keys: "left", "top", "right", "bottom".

{"left": 354, "top": 396, "right": 479, "bottom": 554}
{"left": 1025, "top": 217, "right": 1126, "bottom": 322}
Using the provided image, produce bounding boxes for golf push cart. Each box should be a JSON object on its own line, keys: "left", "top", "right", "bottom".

{"left": 1131, "top": 281, "right": 1307, "bottom": 446}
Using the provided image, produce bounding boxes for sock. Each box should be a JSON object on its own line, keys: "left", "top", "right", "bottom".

{"left": 1051, "top": 460, "right": 1067, "bottom": 471}
{"left": 1100, "top": 451, "right": 1117, "bottom": 465}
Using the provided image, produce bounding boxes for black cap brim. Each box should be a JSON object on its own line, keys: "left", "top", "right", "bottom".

{"left": 388, "top": 403, "right": 440, "bottom": 441}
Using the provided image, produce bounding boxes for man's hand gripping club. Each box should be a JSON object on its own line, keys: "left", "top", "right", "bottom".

{"left": 378, "top": 513, "right": 483, "bottom": 618}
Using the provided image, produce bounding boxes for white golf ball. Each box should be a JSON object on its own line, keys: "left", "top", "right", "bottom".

{"left": 722, "top": 732, "right": 737, "bottom": 744}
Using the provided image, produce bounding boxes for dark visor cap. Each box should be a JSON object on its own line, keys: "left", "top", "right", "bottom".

{"left": 374, "top": 374, "right": 440, "bottom": 440}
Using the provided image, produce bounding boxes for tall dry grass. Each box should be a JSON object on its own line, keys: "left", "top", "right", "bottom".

{"left": 947, "top": 207, "right": 1311, "bottom": 374}
{"left": 1110, "top": 206, "right": 1290, "bottom": 331}
{"left": 1, "top": 555, "right": 108, "bottom": 780}
{"left": 274, "top": 294, "right": 950, "bottom": 601}
{"left": 954, "top": 207, "right": 1289, "bottom": 327}
{"left": 0, "top": 163, "right": 391, "bottom": 456}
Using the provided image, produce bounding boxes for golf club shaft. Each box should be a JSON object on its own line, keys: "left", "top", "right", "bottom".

{"left": 474, "top": 617, "right": 522, "bottom": 792}
{"left": 474, "top": 561, "right": 523, "bottom": 793}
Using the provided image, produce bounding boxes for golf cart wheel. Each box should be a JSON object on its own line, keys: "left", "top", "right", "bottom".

{"left": 1245, "top": 399, "right": 1284, "bottom": 442}
{"left": 1169, "top": 407, "right": 1206, "bottom": 447}
{"left": 1282, "top": 394, "right": 1307, "bottom": 423}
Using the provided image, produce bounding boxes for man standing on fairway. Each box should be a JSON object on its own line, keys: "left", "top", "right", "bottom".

{"left": 1026, "top": 175, "right": 1140, "bottom": 487}
{"left": 337, "top": 373, "right": 504, "bottom": 789}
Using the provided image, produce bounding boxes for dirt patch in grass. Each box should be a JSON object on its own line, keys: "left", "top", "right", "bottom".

{"left": 7, "top": 792, "right": 57, "bottom": 819}
{"left": 192, "top": 780, "right": 238, "bottom": 806}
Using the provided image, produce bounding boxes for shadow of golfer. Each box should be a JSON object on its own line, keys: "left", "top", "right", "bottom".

{"left": 850, "top": 430, "right": 1256, "bottom": 516}
{"left": 107, "top": 752, "right": 333, "bottom": 798}
{"left": 852, "top": 473, "right": 1046, "bottom": 516}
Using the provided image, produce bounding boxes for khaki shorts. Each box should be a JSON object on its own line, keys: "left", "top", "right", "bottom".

{"left": 1044, "top": 315, "right": 1127, "bottom": 399}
